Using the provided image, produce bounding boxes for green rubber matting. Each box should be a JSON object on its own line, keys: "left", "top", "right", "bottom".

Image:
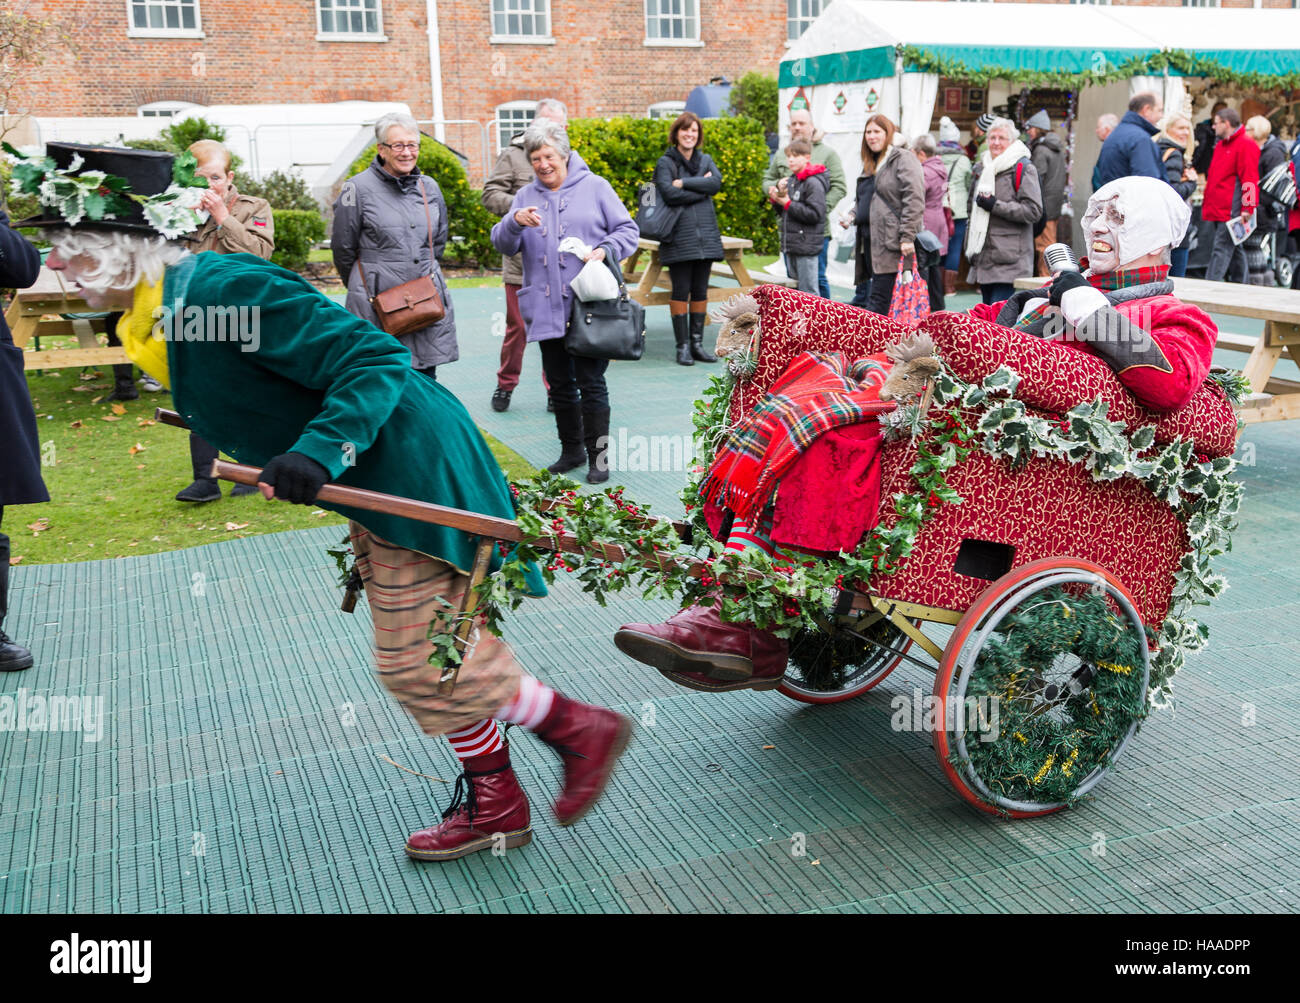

{"left": 2, "top": 286, "right": 1299, "bottom": 913}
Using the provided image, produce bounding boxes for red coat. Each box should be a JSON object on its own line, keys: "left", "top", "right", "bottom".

{"left": 972, "top": 293, "right": 1217, "bottom": 413}
{"left": 1202, "top": 126, "right": 1260, "bottom": 223}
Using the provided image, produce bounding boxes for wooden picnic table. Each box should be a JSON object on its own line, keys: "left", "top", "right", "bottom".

{"left": 5, "top": 266, "right": 128, "bottom": 371}
{"left": 622, "top": 235, "right": 790, "bottom": 307}
{"left": 1014, "top": 274, "right": 1300, "bottom": 424}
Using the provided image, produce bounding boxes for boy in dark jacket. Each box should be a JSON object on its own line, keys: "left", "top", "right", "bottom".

{"left": 777, "top": 139, "right": 829, "bottom": 295}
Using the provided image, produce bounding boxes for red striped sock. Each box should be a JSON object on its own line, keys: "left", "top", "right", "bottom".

{"left": 444, "top": 719, "right": 504, "bottom": 762}
{"left": 495, "top": 674, "right": 555, "bottom": 731}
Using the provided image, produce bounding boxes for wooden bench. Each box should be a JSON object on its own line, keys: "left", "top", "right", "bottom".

{"left": 622, "top": 235, "right": 793, "bottom": 308}
{"left": 5, "top": 266, "right": 129, "bottom": 371}
{"left": 1013, "top": 274, "right": 1300, "bottom": 424}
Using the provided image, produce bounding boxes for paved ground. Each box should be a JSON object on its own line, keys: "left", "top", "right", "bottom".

{"left": 2, "top": 286, "right": 1298, "bottom": 913}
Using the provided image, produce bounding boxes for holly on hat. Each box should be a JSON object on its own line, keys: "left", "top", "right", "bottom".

{"left": 4, "top": 141, "right": 208, "bottom": 239}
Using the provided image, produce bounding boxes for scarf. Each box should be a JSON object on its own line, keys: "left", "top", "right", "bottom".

{"left": 115, "top": 275, "right": 170, "bottom": 388}
{"left": 1008, "top": 264, "right": 1173, "bottom": 334}
{"left": 965, "top": 139, "right": 1032, "bottom": 258}
{"left": 700, "top": 351, "right": 891, "bottom": 524}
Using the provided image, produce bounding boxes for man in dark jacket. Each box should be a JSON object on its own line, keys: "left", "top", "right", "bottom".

{"left": 0, "top": 204, "right": 47, "bottom": 671}
{"left": 1192, "top": 101, "right": 1229, "bottom": 178}
{"left": 1025, "top": 109, "right": 1066, "bottom": 274}
{"left": 1095, "top": 93, "right": 1165, "bottom": 188}
{"left": 1203, "top": 107, "right": 1259, "bottom": 284}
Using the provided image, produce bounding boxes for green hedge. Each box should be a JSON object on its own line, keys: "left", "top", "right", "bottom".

{"left": 270, "top": 208, "right": 326, "bottom": 270}
{"left": 346, "top": 140, "right": 500, "bottom": 270}
{"left": 566, "top": 115, "right": 778, "bottom": 255}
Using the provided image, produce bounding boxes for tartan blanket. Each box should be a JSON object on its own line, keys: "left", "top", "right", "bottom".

{"left": 700, "top": 351, "right": 892, "bottom": 524}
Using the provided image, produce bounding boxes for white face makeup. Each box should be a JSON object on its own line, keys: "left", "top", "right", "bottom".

{"left": 1083, "top": 195, "right": 1124, "bottom": 273}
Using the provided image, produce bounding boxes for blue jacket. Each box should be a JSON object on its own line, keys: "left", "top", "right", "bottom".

{"left": 1095, "top": 111, "right": 1164, "bottom": 188}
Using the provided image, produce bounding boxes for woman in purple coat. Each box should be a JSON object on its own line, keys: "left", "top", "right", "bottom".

{"left": 911, "top": 133, "right": 950, "bottom": 312}
{"left": 491, "top": 121, "right": 640, "bottom": 484}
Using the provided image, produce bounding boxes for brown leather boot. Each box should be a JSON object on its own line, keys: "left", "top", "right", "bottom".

{"left": 532, "top": 694, "right": 633, "bottom": 827}
{"left": 404, "top": 742, "right": 532, "bottom": 861}
{"left": 615, "top": 602, "right": 789, "bottom": 692}
{"left": 943, "top": 269, "right": 957, "bottom": 297}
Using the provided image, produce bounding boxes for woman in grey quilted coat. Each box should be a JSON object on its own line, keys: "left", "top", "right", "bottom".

{"left": 332, "top": 112, "right": 457, "bottom": 377}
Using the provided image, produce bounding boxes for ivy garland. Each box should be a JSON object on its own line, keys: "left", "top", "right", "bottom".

{"left": 325, "top": 362, "right": 1243, "bottom": 712}
{"left": 899, "top": 45, "right": 1300, "bottom": 95}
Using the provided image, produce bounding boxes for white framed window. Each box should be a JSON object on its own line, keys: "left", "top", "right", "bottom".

{"left": 786, "top": 0, "right": 825, "bottom": 42}
{"left": 138, "top": 101, "right": 199, "bottom": 119}
{"left": 645, "top": 0, "right": 701, "bottom": 47}
{"left": 647, "top": 101, "right": 686, "bottom": 120}
{"left": 495, "top": 100, "right": 537, "bottom": 152}
{"left": 126, "top": 0, "right": 203, "bottom": 38}
{"left": 317, "top": 0, "right": 387, "bottom": 41}
{"left": 491, "top": 0, "right": 553, "bottom": 43}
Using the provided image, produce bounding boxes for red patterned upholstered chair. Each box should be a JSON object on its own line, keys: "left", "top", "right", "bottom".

{"left": 727, "top": 286, "right": 1239, "bottom": 629}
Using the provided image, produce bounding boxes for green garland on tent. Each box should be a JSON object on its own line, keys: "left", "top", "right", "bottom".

{"left": 899, "top": 45, "right": 1300, "bottom": 93}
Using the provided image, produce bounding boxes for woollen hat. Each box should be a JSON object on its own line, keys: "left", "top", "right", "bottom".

{"left": 974, "top": 113, "right": 996, "bottom": 134}
{"left": 1025, "top": 109, "right": 1052, "bottom": 132}
{"left": 939, "top": 116, "right": 960, "bottom": 143}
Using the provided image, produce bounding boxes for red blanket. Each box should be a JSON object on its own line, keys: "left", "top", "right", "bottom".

{"left": 700, "top": 351, "right": 892, "bottom": 524}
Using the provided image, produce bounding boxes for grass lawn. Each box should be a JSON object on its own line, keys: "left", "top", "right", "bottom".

{"left": 16, "top": 362, "right": 536, "bottom": 567}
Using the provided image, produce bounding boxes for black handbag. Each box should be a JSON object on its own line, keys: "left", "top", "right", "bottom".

{"left": 634, "top": 181, "right": 682, "bottom": 242}
{"left": 564, "top": 254, "right": 646, "bottom": 361}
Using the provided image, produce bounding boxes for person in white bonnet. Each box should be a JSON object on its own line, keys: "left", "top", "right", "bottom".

{"left": 977, "top": 175, "right": 1217, "bottom": 414}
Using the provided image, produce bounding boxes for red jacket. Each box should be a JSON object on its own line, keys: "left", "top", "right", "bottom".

{"left": 973, "top": 294, "right": 1217, "bottom": 413}
{"left": 1202, "top": 126, "right": 1260, "bottom": 223}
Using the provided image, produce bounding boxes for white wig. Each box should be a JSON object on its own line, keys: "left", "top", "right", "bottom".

{"left": 46, "top": 229, "right": 190, "bottom": 294}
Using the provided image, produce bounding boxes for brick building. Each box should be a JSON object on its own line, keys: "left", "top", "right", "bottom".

{"left": 6, "top": 0, "right": 1298, "bottom": 185}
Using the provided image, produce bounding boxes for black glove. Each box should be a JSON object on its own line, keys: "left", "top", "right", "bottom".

{"left": 974, "top": 192, "right": 997, "bottom": 212}
{"left": 258, "top": 452, "right": 330, "bottom": 505}
{"left": 1048, "top": 269, "right": 1091, "bottom": 307}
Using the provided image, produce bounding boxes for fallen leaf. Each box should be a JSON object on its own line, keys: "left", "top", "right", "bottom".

{"left": 128, "top": 442, "right": 147, "bottom": 456}
{"left": 69, "top": 420, "right": 83, "bottom": 429}
{"left": 8, "top": 556, "right": 23, "bottom": 565}
{"left": 810, "top": 859, "right": 820, "bottom": 866}
{"left": 762, "top": 744, "right": 775, "bottom": 750}
{"left": 225, "top": 522, "right": 250, "bottom": 531}
{"left": 311, "top": 509, "right": 327, "bottom": 518}
{"left": 73, "top": 386, "right": 95, "bottom": 393}
{"left": 137, "top": 418, "right": 156, "bottom": 427}
{"left": 26, "top": 518, "right": 50, "bottom": 535}
{"left": 79, "top": 372, "right": 100, "bottom": 382}
{"left": 100, "top": 414, "right": 121, "bottom": 422}
{"left": 111, "top": 403, "right": 126, "bottom": 415}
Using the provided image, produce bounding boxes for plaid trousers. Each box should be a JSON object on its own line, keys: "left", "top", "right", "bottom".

{"left": 348, "top": 521, "right": 522, "bottom": 737}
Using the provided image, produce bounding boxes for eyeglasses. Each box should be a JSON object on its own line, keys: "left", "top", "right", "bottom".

{"left": 381, "top": 142, "right": 420, "bottom": 152}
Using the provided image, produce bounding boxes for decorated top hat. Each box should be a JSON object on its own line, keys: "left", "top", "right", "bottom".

{"left": 6, "top": 141, "right": 205, "bottom": 238}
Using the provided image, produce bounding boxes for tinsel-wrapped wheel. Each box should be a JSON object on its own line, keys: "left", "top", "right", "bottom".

{"left": 932, "top": 558, "right": 1150, "bottom": 818}
{"left": 777, "top": 612, "right": 915, "bottom": 705}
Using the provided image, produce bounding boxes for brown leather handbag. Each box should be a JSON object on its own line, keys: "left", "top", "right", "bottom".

{"left": 356, "top": 179, "right": 445, "bottom": 337}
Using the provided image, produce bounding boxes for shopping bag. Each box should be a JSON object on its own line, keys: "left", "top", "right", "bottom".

{"left": 888, "top": 256, "right": 930, "bottom": 327}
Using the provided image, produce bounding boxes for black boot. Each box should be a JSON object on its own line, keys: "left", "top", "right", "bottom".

{"left": 583, "top": 406, "right": 612, "bottom": 484}
{"left": 688, "top": 311, "right": 717, "bottom": 363}
{"left": 106, "top": 363, "right": 139, "bottom": 402}
{"left": 546, "top": 403, "right": 587, "bottom": 474}
{"left": 671, "top": 312, "right": 693, "bottom": 366}
{"left": 0, "top": 530, "right": 33, "bottom": 672}
{"left": 175, "top": 433, "right": 222, "bottom": 503}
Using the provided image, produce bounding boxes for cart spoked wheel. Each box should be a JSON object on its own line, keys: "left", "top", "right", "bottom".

{"left": 778, "top": 612, "right": 916, "bottom": 705}
{"left": 933, "top": 557, "right": 1150, "bottom": 818}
